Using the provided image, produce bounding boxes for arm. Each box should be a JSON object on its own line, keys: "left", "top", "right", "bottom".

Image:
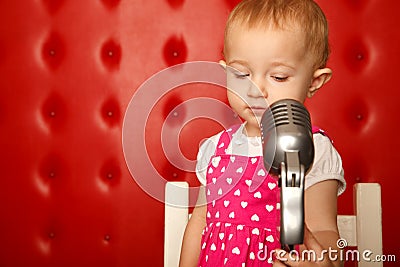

{"left": 273, "top": 179, "right": 343, "bottom": 267}
{"left": 179, "top": 186, "right": 207, "bottom": 267}
{"left": 304, "top": 179, "right": 343, "bottom": 267}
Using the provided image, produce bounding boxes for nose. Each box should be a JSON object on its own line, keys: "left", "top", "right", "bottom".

{"left": 247, "top": 76, "right": 267, "bottom": 98}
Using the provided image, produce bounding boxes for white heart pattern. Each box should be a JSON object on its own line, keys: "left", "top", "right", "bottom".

{"left": 230, "top": 156, "right": 235, "bottom": 162}
{"left": 251, "top": 214, "right": 260, "bottom": 222}
{"left": 237, "top": 225, "right": 244, "bottom": 230}
{"left": 251, "top": 158, "right": 257, "bottom": 164}
{"left": 257, "top": 169, "right": 266, "bottom": 176}
{"left": 219, "top": 233, "right": 224, "bottom": 240}
{"left": 241, "top": 201, "right": 248, "bottom": 208}
{"left": 211, "top": 156, "right": 221, "bottom": 167}
{"left": 268, "top": 182, "right": 276, "bottom": 190}
{"left": 266, "top": 205, "right": 274, "bottom": 212}
{"left": 218, "top": 142, "right": 225, "bottom": 149}
{"left": 211, "top": 243, "right": 217, "bottom": 251}
{"left": 234, "top": 189, "right": 241, "bottom": 196}
{"left": 229, "top": 211, "right": 235, "bottom": 219}
{"left": 236, "top": 167, "right": 243, "bottom": 173}
{"left": 245, "top": 179, "right": 252, "bottom": 187}
{"left": 208, "top": 167, "right": 213, "bottom": 174}
{"left": 226, "top": 178, "right": 232, "bottom": 184}
{"left": 232, "top": 247, "right": 241, "bottom": 255}
{"left": 249, "top": 252, "right": 256, "bottom": 260}
{"left": 215, "top": 211, "right": 220, "bottom": 218}
{"left": 221, "top": 166, "right": 226, "bottom": 173}
{"left": 252, "top": 228, "right": 260, "bottom": 235}
{"left": 218, "top": 188, "right": 223, "bottom": 195}
{"left": 266, "top": 235, "right": 274, "bottom": 243}
{"left": 212, "top": 177, "right": 217, "bottom": 184}
{"left": 224, "top": 200, "right": 230, "bottom": 207}
{"left": 254, "top": 191, "right": 262, "bottom": 199}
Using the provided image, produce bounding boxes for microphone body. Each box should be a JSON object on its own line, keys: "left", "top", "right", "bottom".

{"left": 260, "top": 99, "right": 315, "bottom": 249}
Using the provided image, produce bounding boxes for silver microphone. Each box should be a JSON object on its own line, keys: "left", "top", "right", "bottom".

{"left": 260, "top": 99, "right": 315, "bottom": 249}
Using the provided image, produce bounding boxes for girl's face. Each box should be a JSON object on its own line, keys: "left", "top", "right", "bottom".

{"left": 223, "top": 25, "right": 320, "bottom": 136}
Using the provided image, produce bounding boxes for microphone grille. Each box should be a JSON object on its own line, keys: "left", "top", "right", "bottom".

{"left": 290, "top": 101, "right": 312, "bottom": 133}
{"left": 261, "top": 99, "right": 312, "bottom": 134}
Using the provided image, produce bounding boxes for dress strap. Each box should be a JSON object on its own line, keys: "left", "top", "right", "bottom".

{"left": 214, "top": 124, "right": 242, "bottom": 155}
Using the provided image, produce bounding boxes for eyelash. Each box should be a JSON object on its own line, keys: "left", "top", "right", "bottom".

{"left": 231, "top": 70, "right": 289, "bottom": 82}
{"left": 272, "top": 76, "right": 288, "bottom": 82}
{"left": 234, "top": 73, "right": 250, "bottom": 79}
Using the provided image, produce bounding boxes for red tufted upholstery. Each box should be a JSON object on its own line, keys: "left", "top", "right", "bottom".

{"left": 0, "top": 1, "right": 398, "bottom": 266}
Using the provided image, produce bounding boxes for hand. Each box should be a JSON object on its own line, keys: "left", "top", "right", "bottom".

{"left": 272, "top": 225, "right": 336, "bottom": 267}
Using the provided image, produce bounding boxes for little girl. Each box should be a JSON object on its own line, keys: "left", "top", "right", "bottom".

{"left": 180, "top": 0, "right": 346, "bottom": 266}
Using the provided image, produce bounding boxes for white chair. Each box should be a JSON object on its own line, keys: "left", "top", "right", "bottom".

{"left": 164, "top": 182, "right": 189, "bottom": 267}
{"left": 164, "top": 182, "right": 382, "bottom": 267}
{"left": 337, "top": 183, "right": 383, "bottom": 267}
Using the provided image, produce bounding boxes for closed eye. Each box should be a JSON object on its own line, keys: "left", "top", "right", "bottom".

{"left": 235, "top": 73, "right": 250, "bottom": 79}
{"left": 272, "top": 76, "right": 288, "bottom": 82}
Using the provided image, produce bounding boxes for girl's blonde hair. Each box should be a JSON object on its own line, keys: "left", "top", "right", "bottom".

{"left": 224, "top": 0, "right": 330, "bottom": 68}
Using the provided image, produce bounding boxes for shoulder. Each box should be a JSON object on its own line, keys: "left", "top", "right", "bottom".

{"left": 195, "top": 130, "right": 223, "bottom": 186}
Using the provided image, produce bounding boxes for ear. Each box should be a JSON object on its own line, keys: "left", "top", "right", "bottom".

{"left": 307, "top": 68, "right": 332, "bottom": 98}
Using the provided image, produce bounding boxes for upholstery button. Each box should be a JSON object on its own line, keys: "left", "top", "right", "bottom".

{"left": 101, "top": 39, "right": 121, "bottom": 72}
{"left": 344, "top": 39, "right": 369, "bottom": 73}
{"left": 167, "top": 0, "right": 185, "bottom": 8}
{"left": 100, "top": 97, "right": 120, "bottom": 128}
{"left": 42, "top": 0, "right": 65, "bottom": 14}
{"left": 163, "top": 35, "right": 187, "bottom": 66}
{"left": 104, "top": 234, "right": 111, "bottom": 242}
{"left": 344, "top": 99, "right": 369, "bottom": 131}
{"left": 48, "top": 232, "right": 56, "bottom": 239}
{"left": 40, "top": 92, "right": 67, "bottom": 132}
{"left": 41, "top": 32, "right": 66, "bottom": 70}
{"left": 97, "top": 159, "right": 121, "bottom": 192}
{"left": 101, "top": 0, "right": 120, "bottom": 9}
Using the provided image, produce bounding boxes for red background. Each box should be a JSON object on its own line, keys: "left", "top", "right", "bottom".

{"left": 0, "top": 0, "right": 398, "bottom": 266}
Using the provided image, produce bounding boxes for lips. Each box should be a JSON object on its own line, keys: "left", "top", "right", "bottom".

{"left": 249, "top": 106, "right": 267, "bottom": 115}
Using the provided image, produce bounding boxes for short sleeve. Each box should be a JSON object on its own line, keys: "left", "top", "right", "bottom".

{"left": 305, "top": 134, "right": 346, "bottom": 195}
{"left": 195, "top": 132, "right": 222, "bottom": 186}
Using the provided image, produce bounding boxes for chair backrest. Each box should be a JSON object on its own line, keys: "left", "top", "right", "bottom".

{"left": 164, "top": 182, "right": 382, "bottom": 267}
{"left": 337, "top": 183, "right": 382, "bottom": 267}
{"left": 164, "top": 182, "right": 189, "bottom": 267}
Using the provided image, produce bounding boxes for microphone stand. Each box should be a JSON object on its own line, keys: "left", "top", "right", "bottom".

{"left": 280, "top": 150, "right": 305, "bottom": 252}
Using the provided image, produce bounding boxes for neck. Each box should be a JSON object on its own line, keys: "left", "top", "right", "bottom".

{"left": 244, "top": 123, "right": 261, "bottom": 137}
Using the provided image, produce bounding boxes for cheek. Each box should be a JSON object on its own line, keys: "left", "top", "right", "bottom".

{"left": 227, "top": 90, "right": 245, "bottom": 111}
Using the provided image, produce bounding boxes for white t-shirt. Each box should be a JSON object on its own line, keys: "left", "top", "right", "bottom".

{"left": 196, "top": 124, "right": 346, "bottom": 195}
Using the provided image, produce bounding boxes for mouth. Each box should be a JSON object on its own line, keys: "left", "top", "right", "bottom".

{"left": 249, "top": 106, "right": 267, "bottom": 116}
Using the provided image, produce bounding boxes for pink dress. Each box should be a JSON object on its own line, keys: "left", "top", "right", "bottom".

{"left": 198, "top": 125, "right": 281, "bottom": 266}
